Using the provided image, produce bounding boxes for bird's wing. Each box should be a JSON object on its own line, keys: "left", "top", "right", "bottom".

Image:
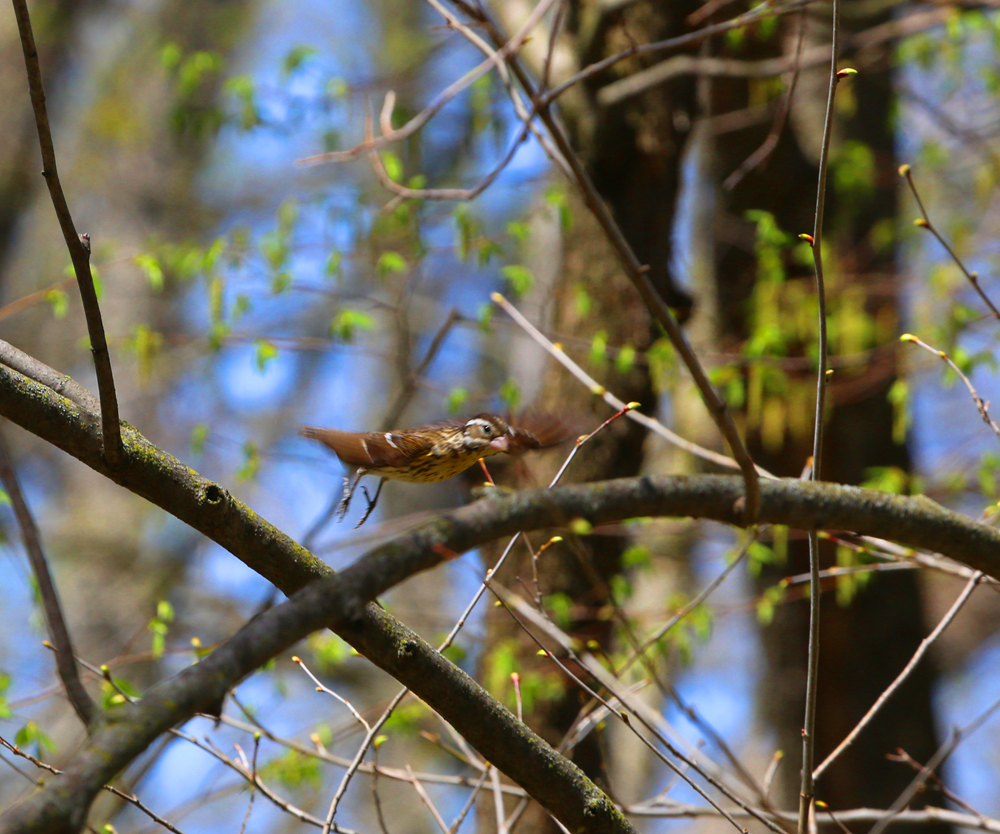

{"left": 300, "top": 427, "right": 433, "bottom": 468}
{"left": 506, "top": 411, "right": 573, "bottom": 450}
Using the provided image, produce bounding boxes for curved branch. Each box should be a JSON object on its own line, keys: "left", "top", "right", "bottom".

{"left": 3, "top": 346, "right": 1000, "bottom": 832}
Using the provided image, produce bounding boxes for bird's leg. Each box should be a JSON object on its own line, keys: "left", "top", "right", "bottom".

{"left": 337, "top": 468, "right": 366, "bottom": 521}
{"left": 354, "top": 477, "right": 385, "bottom": 529}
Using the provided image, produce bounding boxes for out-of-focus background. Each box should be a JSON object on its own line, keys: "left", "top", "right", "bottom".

{"left": 2, "top": 1, "right": 1000, "bottom": 832}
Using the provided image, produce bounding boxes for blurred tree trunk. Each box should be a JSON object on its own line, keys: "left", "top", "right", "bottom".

{"left": 708, "top": 3, "right": 947, "bottom": 825}
{"left": 480, "top": 3, "right": 700, "bottom": 831}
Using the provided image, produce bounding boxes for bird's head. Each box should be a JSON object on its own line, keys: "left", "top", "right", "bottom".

{"left": 463, "top": 414, "right": 511, "bottom": 454}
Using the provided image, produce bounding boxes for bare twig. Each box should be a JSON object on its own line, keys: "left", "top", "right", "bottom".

{"left": 0, "top": 431, "right": 96, "bottom": 727}
{"left": 236, "top": 735, "right": 260, "bottom": 834}
{"left": 169, "top": 729, "right": 356, "bottom": 831}
{"left": 798, "top": 0, "right": 850, "bottom": 824}
{"left": 889, "top": 748, "right": 985, "bottom": 819}
{"left": 900, "top": 333, "right": 1000, "bottom": 444}
{"left": 868, "top": 694, "right": 1000, "bottom": 834}
{"left": 492, "top": 292, "right": 777, "bottom": 478}
{"left": 724, "top": 8, "right": 806, "bottom": 191}
{"left": 293, "top": 655, "right": 371, "bottom": 732}
{"left": 900, "top": 164, "right": 1000, "bottom": 321}
{"left": 11, "top": 0, "right": 124, "bottom": 470}
{"left": 449, "top": 767, "right": 491, "bottom": 833}
{"left": 489, "top": 766, "right": 509, "bottom": 834}
{"left": 0, "top": 736, "right": 186, "bottom": 834}
{"left": 814, "top": 571, "right": 984, "bottom": 780}
{"left": 407, "top": 766, "right": 452, "bottom": 834}
{"left": 535, "top": 0, "right": 821, "bottom": 109}
{"left": 298, "top": 0, "right": 558, "bottom": 166}
{"left": 622, "top": 801, "right": 1000, "bottom": 832}
{"left": 492, "top": 585, "right": 777, "bottom": 834}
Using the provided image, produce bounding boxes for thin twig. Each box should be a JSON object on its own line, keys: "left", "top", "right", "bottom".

{"left": 0, "top": 736, "right": 186, "bottom": 834}
{"left": 868, "top": 693, "right": 1000, "bottom": 834}
{"left": 236, "top": 735, "right": 260, "bottom": 834}
{"left": 11, "top": 0, "right": 124, "bottom": 469}
{"left": 901, "top": 333, "right": 1000, "bottom": 444}
{"left": 407, "top": 765, "right": 452, "bottom": 834}
{"left": 381, "top": 308, "right": 461, "bottom": 429}
{"left": 293, "top": 656, "right": 371, "bottom": 731}
{"left": 489, "top": 765, "right": 509, "bottom": 834}
{"left": 813, "top": 571, "right": 984, "bottom": 780}
{"left": 492, "top": 292, "right": 777, "bottom": 478}
{"left": 491, "top": 586, "right": 773, "bottom": 834}
{"left": 298, "top": 0, "right": 558, "bottom": 166}
{"left": 321, "top": 688, "right": 408, "bottom": 833}
{"left": 798, "top": 0, "right": 848, "bottom": 823}
{"left": 888, "top": 747, "right": 986, "bottom": 819}
{"left": 900, "top": 164, "right": 1000, "bottom": 321}
{"left": 449, "top": 766, "right": 491, "bottom": 834}
{"left": 0, "top": 431, "right": 96, "bottom": 727}
{"left": 724, "top": 8, "right": 806, "bottom": 191}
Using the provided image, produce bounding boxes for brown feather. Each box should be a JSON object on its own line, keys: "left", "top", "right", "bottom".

{"left": 299, "top": 426, "right": 430, "bottom": 469}
{"left": 503, "top": 411, "right": 572, "bottom": 451}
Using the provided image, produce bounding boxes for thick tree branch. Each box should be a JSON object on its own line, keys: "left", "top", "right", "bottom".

{"left": 3, "top": 347, "right": 1000, "bottom": 832}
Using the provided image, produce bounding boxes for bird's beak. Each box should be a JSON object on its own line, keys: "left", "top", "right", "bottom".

{"left": 489, "top": 435, "right": 510, "bottom": 452}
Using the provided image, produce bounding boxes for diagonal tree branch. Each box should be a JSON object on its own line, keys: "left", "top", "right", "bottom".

{"left": 11, "top": 0, "right": 124, "bottom": 470}
{"left": 3, "top": 346, "right": 1000, "bottom": 832}
{"left": 0, "top": 431, "right": 97, "bottom": 728}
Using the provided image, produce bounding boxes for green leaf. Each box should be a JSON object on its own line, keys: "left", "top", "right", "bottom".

{"left": 615, "top": 344, "right": 637, "bottom": 374}
{"left": 236, "top": 441, "right": 260, "bottom": 482}
{"left": 447, "top": 387, "right": 469, "bottom": 414}
{"left": 501, "top": 264, "right": 534, "bottom": 297}
{"left": 500, "top": 379, "right": 520, "bottom": 410}
{"left": 381, "top": 152, "right": 403, "bottom": 183}
{"left": 261, "top": 750, "right": 321, "bottom": 789}
{"left": 282, "top": 44, "right": 317, "bottom": 76}
{"left": 622, "top": 544, "right": 651, "bottom": 570}
{"left": 308, "top": 632, "right": 350, "bottom": 671}
{"left": 16, "top": 720, "right": 56, "bottom": 756}
{"left": 477, "top": 303, "right": 494, "bottom": 331}
{"left": 330, "top": 309, "right": 375, "bottom": 342}
{"left": 135, "top": 254, "right": 164, "bottom": 291}
{"left": 325, "top": 250, "right": 343, "bottom": 281}
{"left": 506, "top": 220, "right": 530, "bottom": 243}
{"left": 45, "top": 290, "right": 68, "bottom": 319}
{"left": 590, "top": 331, "right": 608, "bottom": 366}
{"left": 544, "top": 185, "right": 572, "bottom": 230}
{"left": 160, "top": 42, "right": 182, "bottom": 72}
{"left": 544, "top": 593, "right": 573, "bottom": 630}
{"left": 376, "top": 251, "right": 407, "bottom": 279}
{"left": 253, "top": 339, "right": 279, "bottom": 372}
{"left": 190, "top": 423, "right": 209, "bottom": 456}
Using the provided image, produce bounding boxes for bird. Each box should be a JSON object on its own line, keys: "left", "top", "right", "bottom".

{"left": 300, "top": 412, "right": 567, "bottom": 527}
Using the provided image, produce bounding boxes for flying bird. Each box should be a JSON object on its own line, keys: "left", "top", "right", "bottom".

{"left": 301, "top": 412, "right": 566, "bottom": 527}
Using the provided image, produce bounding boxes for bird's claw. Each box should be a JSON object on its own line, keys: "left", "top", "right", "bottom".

{"left": 354, "top": 484, "right": 378, "bottom": 528}
{"left": 336, "top": 476, "right": 354, "bottom": 521}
